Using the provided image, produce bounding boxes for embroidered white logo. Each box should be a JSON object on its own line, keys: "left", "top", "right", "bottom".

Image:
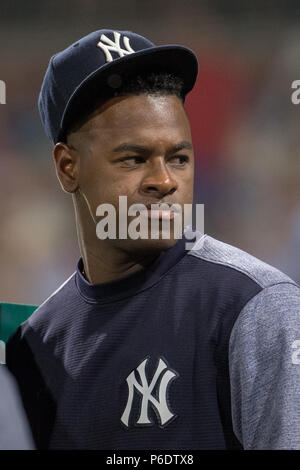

{"left": 121, "top": 357, "right": 177, "bottom": 427}
{"left": 97, "top": 32, "right": 135, "bottom": 62}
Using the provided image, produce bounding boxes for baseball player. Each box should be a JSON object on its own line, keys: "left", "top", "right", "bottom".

{"left": 6, "top": 29, "right": 300, "bottom": 450}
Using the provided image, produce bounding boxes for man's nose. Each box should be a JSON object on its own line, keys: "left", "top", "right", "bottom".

{"left": 140, "top": 159, "right": 177, "bottom": 197}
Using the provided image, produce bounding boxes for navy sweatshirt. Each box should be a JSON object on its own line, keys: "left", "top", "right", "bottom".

{"left": 6, "top": 231, "right": 300, "bottom": 449}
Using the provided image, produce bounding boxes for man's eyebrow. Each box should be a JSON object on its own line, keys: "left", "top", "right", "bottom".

{"left": 169, "top": 141, "right": 193, "bottom": 153}
{"left": 113, "top": 141, "right": 193, "bottom": 154}
{"left": 113, "top": 143, "right": 149, "bottom": 153}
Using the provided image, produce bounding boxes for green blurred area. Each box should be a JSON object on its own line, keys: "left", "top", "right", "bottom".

{"left": 0, "top": 303, "right": 37, "bottom": 343}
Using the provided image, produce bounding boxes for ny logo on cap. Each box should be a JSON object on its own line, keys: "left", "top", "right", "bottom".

{"left": 97, "top": 32, "right": 135, "bottom": 62}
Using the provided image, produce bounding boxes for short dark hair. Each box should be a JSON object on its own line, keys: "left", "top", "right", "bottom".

{"left": 112, "top": 72, "right": 185, "bottom": 101}
{"left": 64, "top": 72, "right": 185, "bottom": 141}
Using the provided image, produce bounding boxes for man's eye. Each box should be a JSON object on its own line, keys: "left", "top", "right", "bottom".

{"left": 120, "top": 156, "right": 145, "bottom": 166}
{"left": 169, "top": 155, "right": 189, "bottom": 165}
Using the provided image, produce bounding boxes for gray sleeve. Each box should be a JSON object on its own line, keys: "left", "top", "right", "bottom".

{"left": 229, "top": 282, "right": 300, "bottom": 450}
{"left": 0, "top": 365, "right": 35, "bottom": 449}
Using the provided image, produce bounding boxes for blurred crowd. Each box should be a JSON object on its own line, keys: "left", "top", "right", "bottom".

{"left": 1, "top": 1, "right": 300, "bottom": 304}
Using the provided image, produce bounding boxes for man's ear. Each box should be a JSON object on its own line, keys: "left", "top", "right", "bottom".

{"left": 53, "top": 142, "right": 80, "bottom": 193}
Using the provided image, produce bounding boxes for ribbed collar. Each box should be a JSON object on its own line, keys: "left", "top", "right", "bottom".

{"left": 75, "top": 231, "right": 197, "bottom": 304}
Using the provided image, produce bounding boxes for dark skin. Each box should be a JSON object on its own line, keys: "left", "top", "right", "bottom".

{"left": 53, "top": 93, "right": 194, "bottom": 284}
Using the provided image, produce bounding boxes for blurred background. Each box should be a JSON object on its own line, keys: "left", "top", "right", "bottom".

{"left": 1, "top": 0, "right": 300, "bottom": 304}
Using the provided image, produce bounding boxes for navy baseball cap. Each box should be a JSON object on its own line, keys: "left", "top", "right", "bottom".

{"left": 38, "top": 29, "right": 198, "bottom": 144}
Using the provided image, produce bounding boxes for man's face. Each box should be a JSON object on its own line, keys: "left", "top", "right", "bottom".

{"left": 69, "top": 93, "right": 194, "bottom": 255}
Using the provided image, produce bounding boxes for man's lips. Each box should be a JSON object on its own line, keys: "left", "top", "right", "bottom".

{"left": 123, "top": 202, "right": 182, "bottom": 220}
{"left": 142, "top": 203, "right": 181, "bottom": 220}
{"left": 145, "top": 208, "right": 175, "bottom": 220}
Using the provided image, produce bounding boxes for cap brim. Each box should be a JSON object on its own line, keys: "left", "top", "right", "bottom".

{"left": 59, "top": 44, "right": 198, "bottom": 141}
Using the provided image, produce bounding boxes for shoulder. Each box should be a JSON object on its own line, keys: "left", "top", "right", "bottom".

{"left": 188, "top": 234, "right": 300, "bottom": 347}
{"left": 6, "top": 272, "right": 77, "bottom": 374}
{"left": 25, "top": 272, "right": 76, "bottom": 330}
{"left": 187, "top": 233, "right": 297, "bottom": 289}
{"left": 8, "top": 272, "right": 77, "bottom": 347}
{"left": 222, "top": 235, "right": 300, "bottom": 402}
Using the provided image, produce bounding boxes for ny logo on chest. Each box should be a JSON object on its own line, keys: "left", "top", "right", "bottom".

{"left": 121, "top": 357, "right": 178, "bottom": 428}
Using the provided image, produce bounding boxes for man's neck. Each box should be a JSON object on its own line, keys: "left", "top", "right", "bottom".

{"left": 80, "top": 243, "right": 159, "bottom": 285}
{"left": 74, "top": 196, "right": 166, "bottom": 285}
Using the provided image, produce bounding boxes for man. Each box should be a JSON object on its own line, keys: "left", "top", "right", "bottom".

{"left": 6, "top": 29, "right": 300, "bottom": 450}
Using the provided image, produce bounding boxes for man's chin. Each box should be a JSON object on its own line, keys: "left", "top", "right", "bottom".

{"left": 114, "top": 234, "right": 180, "bottom": 258}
